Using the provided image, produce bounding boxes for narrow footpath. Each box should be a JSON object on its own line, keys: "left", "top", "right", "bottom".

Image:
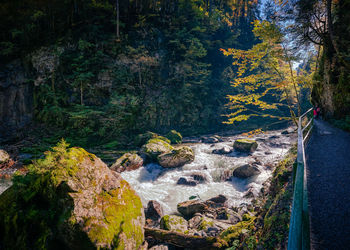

{"left": 306, "top": 119, "right": 350, "bottom": 250}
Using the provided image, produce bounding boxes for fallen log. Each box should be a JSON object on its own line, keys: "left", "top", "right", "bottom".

{"left": 144, "top": 227, "right": 228, "bottom": 249}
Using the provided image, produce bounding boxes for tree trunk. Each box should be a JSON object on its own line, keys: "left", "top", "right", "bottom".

{"left": 80, "top": 81, "right": 84, "bottom": 106}
{"left": 116, "top": 0, "right": 120, "bottom": 39}
{"left": 144, "top": 227, "right": 227, "bottom": 249}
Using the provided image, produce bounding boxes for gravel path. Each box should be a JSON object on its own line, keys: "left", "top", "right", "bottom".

{"left": 306, "top": 119, "right": 350, "bottom": 250}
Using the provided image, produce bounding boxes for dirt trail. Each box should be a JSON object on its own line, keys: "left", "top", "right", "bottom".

{"left": 306, "top": 119, "right": 350, "bottom": 249}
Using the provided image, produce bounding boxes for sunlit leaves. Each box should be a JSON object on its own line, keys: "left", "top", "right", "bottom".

{"left": 222, "top": 19, "right": 306, "bottom": 125}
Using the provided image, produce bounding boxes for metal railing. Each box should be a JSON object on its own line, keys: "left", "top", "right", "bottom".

{"left": 288, "top": 108, "right": 313, "bottom": 250}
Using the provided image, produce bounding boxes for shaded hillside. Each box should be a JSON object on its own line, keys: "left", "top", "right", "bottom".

{"left": 0, "top": 0, "right": 262, "bottom": 146}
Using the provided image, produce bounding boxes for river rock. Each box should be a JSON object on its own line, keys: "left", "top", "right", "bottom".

{"left": 0, "top": 141, "right": 145, "bottom": 249}
{"left": 0, "top": 150, "right": 10, "bottom": 164}
{"left": 145, "top": 200, "right": 164, "bottom": 226}
{"left": 209, "top": 194, "right": 227, "bottom": 204}
{"left": 160, "top": 215, "right": 188, "bottom": 233}
{"left": 165, "top": 130, "right": 183, "bottom": 144}
{"left": 177, "top": 177, "right": 197, "bottom": 186}
{"left": 110, "top": 153, "right": 143, "bottom": 173}
{"left": 233, "top": 164, "right": 261, "bottom": 178}
{"left": 141, "top": 138, "right": 174, "bottom": 161}
{"left": 201, "top": 136, "right": 219, "bottom": 143}
{"left": 157, "top": 146, "right": 194, "bottom": 168}
{"left": 190, "top": 172, "right": 207, "bottom": 183}
{"left": 177, "top": 200, "right": 208, "bottom": 218}
{"left": 233, "top": 139, "right": 258, "bottom": 153}
{"left": 212, "top": 146, "right": 232, "bottom": 155}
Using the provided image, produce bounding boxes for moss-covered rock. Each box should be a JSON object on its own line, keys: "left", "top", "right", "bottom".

{"left": 110, "top": 153, "right": 143, "bottom": 173}
{"left": 233, "top": 139, "right": 258, "bottom": 153}
{"left": 165, "top": 130, "right": 183, "bottom": 144}
{"left": 219, "top": 215, "right": 256, "bottom": 244}
{"left": 160, "top": 215, "right": 188, "bottom": 233}
{"left": 134, "top": 131, "right": 160, "bottom": 147}
{"left": 135, "top": 132, "right": 171, "bottom": 147}
{"left": 157, "top": 146, "right": 194, "bottom": 168}
{"left": 0, "top": 140, "right": 145, "bottom": 250}
{"left": 140, "top": 138, "right": 174, "bottom": 161}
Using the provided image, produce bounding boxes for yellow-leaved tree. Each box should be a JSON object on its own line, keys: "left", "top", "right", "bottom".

{"left": 221, "top": 20, "right": 313, "bottom": 126}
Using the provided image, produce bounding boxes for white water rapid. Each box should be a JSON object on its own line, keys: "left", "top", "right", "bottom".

{"left": 121, "top": 128, "right": 297, "bottom": 214}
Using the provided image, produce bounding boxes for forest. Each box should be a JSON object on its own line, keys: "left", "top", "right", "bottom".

{"left": 0, "top": 0, "right": 350, "bottom": 249}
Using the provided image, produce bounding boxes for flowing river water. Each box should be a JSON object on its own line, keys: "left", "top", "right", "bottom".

{"left": 122, "top": 128, "right": 297, "bottom": 214}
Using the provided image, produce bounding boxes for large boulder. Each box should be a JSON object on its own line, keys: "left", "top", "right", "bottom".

{"left": 140, "top": 138, "right": 174, "bottom": 161}
{"left": 157, "top": 146, "right": 194, "bottom": 168}
{"left": 165, "top": 130, "right": 183, "bottom": 144}
{"left": 232, "top": 164, "right": 261, "bottom": 178}
{"left": 160, "top": 215, "right": 188, "bottom": 233}
{"left": 233, "top": 139, "right": 258, "bottom": 153}
{"left": 110, "top": 153, "right": 143, "bottom": 173}
{"left": 0, "top": 140, "right": 145, "bottom": 250}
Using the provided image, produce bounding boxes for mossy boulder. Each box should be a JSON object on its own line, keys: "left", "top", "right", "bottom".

{"left": 0, "top": 140, "right": 145, "bottom": 250}
{"left": 157, "top": 146, "right": 194, "bottom": 168}
{"left": 135, "top": 132, "right": 170, "bottom": 147}
{"left": 233, "top": 139, "right": 258, "bottom": 153}
{"left": 110, "top": 153, "right": 143, "bottom": 173}
{"left": 140, "top": 138, "right": 174, "bottom": 161}
{"left": 165, "top": 130, "right": 183, "bottom": 144}
{"left": 134, "top": 131, "right": 159, "bottom": 147}
{"left": 160, "top": 215, "right": 188, "bottom": 233}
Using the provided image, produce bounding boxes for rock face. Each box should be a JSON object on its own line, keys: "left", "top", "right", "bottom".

{"left": 160, "top": 215, "right": 188, "bottom": 233}
{"left": 110, "top": 153, "right": 143, "bottom": 173}
{"left": 233, "top": 139, "right": 258, "bottom": 153}
{"left": 157, "top": 146, "right": 195, "bottom": 168}
{"left": 165, "top": 130, "right": 183, "bottom": 144}
{"left": 0, "top": 61, "right": 32, "bottom": 140}
{"left": 232, "top": 164, "right": 261, "bottom": 178}
{"left": 0, "top": 140, "right": 145, "bottom": 249}
{"left": 141, "top": 138, "right": 174, "bottom": 161}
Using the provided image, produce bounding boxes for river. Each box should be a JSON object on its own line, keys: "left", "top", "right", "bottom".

{"left": 121, "top": 128, "right": 296, "bottom": 214}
